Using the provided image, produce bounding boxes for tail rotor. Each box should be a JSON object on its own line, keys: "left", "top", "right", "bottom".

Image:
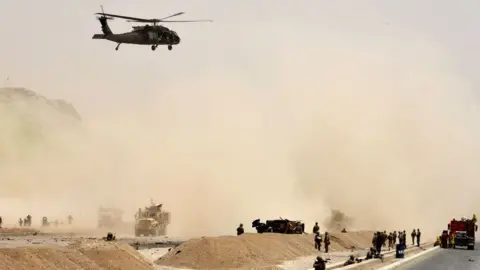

{"left": 96, "top": 5, "right": 114, "bottom": 21}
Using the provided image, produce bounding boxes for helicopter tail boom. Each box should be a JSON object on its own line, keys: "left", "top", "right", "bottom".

{"left": 92, "top": 34, "right": 106, "bottom": 39}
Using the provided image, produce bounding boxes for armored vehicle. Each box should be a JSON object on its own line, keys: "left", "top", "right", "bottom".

{"left": 134, "top": 201, "right": 170, "bottom": 237}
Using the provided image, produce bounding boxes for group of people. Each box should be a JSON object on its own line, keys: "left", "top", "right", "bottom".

{"left": 312, "top": 222, "right": 331, "bottom": 253}
{"left": 373, "top": 229, "right": 421, "bottom": 251}
{"left": 436, "top": 230, "right": 455, "bottom": 248}
{"left": 17, "top": 215, "right": 33, "bottom": 227}
{"left": 312, "top": 228, "right": 422, "bottom": 270}
{"left": 0, "top": 214, "right": 73, "bottom": 228}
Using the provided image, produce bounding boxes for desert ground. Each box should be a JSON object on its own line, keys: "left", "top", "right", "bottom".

{"left": 0, "top": 225, "right": 380, "bottom": 270}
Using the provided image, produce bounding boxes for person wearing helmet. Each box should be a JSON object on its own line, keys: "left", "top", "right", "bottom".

{"left": 344, "top": 255, "right": 356, "bottom": 266}
{"left": 313, "top": 256, "right": 327, "bottom": 270}
{"left": 237, "top": 223, "right": 244, "bottom": 236}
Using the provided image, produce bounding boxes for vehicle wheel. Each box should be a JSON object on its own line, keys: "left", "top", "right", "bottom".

{"left": 151, "top": 45, "right": 156, "bottom": 51}
{"left": 168, "top": 45, "right": 172, "bottom": 50}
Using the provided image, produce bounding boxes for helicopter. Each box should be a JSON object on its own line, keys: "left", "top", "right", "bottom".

{"left": 92, "top": 6, "right": 212, "bottom": 51}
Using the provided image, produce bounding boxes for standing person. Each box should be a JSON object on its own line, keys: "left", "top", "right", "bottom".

{"left": 375, "top": 231, "right": 383, "bottom": 256}
{"left": 314, "top": 231, "right": 322, "bottom": 251}
{"left": 26, "top": 215, "right": 32, "bottom": 227}
{"left": 416, "top": 229, "right": 421, "bottom": 247}
{"left": 236, "top": 224, "right": 244, "bottom": 236}
{"left": 18, "top": 218, "right": 23, "bottom": 227}
{"left": 411, "top": 229, "right": 417, "bottom": 245}
{"left": 0, "top": 216, "right": 2, "bottom": 228}
{"left": 402, "top": 230, "right": 407, "bottom": 245}
{"left": 324, "top": 232, "right": 331, "bottom": 253}
{"left": 387, "top": 233, "right": 393, "bottom": 250}
{"left": 393, "top": 231, "right": 397, "bottom": 245}
{"left": 313, "top": 222, "right": 320, "bottom": 234}
{"left": 68, "top": 215, "right": 73, "bottom": 225}
{"left": 382, "top": 231, "right": 388, "bottom": 247}
{"left": 449, "top": 233, "right": 455, "bottom": 248}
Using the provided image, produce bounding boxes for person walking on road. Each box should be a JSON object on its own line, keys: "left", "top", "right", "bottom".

{"left": 416, "top": 229, "right": 421, "bottom": 247}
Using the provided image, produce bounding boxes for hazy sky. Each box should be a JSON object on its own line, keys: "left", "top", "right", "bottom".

{"left": 1, "top": 0, "right": 479, "bottom": 117}
{"left": 2, "top": 1, "right": 480, "bottom": 235}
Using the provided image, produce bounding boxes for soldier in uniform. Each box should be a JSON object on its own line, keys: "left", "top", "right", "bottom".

{"left": 313, "top": 256, "right": 327, "bottom": 270}
{"left": 387, "top": 233, "right": 393, "bottom": 250}
{"left": 237, "top": 223, "right": 244, "bottom": 236}
{"left": 393, "top": 231, "right": 397, "bottom": 245}
{"left": 314, "top": 231, "right": 322, "bottom": 251}
{"left": 313, "top": 222, "right": 320, "bottom": 234}
{"left": 26, "top": 215, "right": 32, "bottom": 227}
{"left": 324, "top": 232, "right": 331, "bottom": 253}
{"left": 411, "top": 229, "right": 417, "bottom": 245}
{"left": 68, "top": 215, "right": 73, "bottom": 225}
{"left": 375, "top": 231, "right": 383, "bottom": 255}
{"left": 344, "top": 255, "right": 356, "bottom": 266}
{"left": 372, "top": 232, "right": 377, "bottom": 247}
{"left": 402, "top": 230, "right": 407, "bottom": 245}
{"left": 0, "top": 216, "right": 2, "bottom": 228}
{"left": 382, "top": 231, "right": 387, "bottom": 247}
{"left": 416, "top": 229, "right": 421, "bottom": 247}
{"left": 365, "top": 247, "right": 375, "bottom": 260}
{"left": 18, "top": 218, "right": 23, "bottom": 227}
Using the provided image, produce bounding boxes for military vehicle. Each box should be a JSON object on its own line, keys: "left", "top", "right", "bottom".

{"left": 134, "top": 201, "right": 170, "bottom": 237}
{"left": 41, "top": 217, "right": 49, "bottom": 227}
{"left": 98, "top": 207, "right": 124, "bottom": 229}
{"left": 252, "top": 218, "right": 305, "bottom": 234}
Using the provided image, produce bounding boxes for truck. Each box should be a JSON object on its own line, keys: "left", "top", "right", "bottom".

{"left": 134, "top": 201, "right": 171, "bottom": 237}
{"left": 98, "top": 207, "right": 124, "bottom": 229}
{"left": 448, "top": 217, "right": 478, "bottom": 250}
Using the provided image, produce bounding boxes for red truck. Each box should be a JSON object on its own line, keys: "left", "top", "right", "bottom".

{"left": 448, "top": 218, "right": 478, "bottom": 250}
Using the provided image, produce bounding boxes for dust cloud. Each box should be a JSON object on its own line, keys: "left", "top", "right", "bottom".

{"left": 1, "top": 25, "right": 480, "bottom": 240}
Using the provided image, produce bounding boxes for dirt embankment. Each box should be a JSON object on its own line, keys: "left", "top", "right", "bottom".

{"left": 156, "top": 231, "right": 374, "bottom": 269}
{"left": 0, "top": 240, "right": 153, "bottom": 270}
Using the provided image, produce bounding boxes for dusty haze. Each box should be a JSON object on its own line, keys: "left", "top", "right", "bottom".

{"left": 1, "top": 1, "right": 480, "bottom": 239}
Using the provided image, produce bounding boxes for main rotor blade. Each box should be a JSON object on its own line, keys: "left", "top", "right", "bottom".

{"left": 158, "top": 12, "right": 185, "bottom": 21}
{"left": 160, "top": 20, "right": 213, "bottom": 23}
{"left": 94, "top": 12, "right": 152, "bottom": 23}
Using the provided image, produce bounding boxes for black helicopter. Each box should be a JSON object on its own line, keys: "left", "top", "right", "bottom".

{"left": 92, "top": 6, "right": 212, "bottom": 51}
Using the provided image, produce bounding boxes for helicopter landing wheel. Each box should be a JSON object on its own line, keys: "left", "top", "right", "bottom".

{"left": 115, "top": 43, "right": 121, "bottom": 51}
{"left": 168, "top": 45, "right": 172, "bottom": 51}
{"left": 151, "top": 45, "right": 157, "bottom": 51}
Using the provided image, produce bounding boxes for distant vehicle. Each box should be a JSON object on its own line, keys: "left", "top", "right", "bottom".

{"left": 449, "top": 218, "right": 478, "bottom": 250}
{"left": 252, "top": 218, "right": 305, "bottom": 234}
{"left": 92, "top": 5, "right": 212, "bottom": 51}
{"left": 134, "top": 200, "right": 170, "bottom": 237}
{"left": 98, "top": 207, "right": 124, "bottom": 229}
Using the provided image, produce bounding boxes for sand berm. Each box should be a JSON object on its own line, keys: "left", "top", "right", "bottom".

{"left": 0, "top": 231, "right": 372, "bottom": 269}
{"left": 156, "top": 231, "right": 374, "bottom": 269}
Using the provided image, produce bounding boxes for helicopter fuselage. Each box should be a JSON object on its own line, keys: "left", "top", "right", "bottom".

{"left": 105, "top": 30, "right": 180, "bottom": 46}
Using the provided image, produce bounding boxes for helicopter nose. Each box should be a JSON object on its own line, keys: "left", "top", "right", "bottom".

{"left": 175, "top": 35, "right": 181, "bottom": 44}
